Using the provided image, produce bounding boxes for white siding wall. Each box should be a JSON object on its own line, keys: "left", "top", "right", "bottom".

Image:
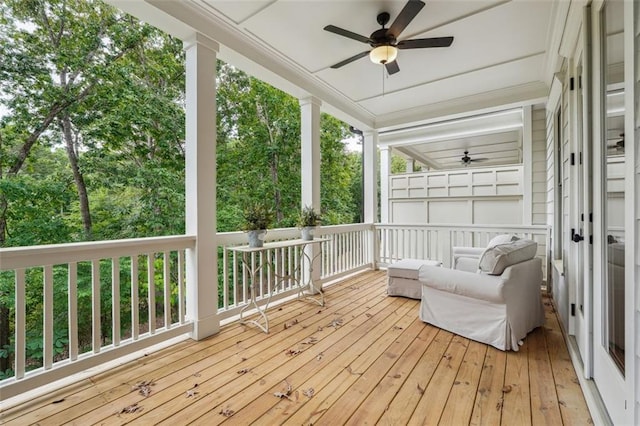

{"left": 546, "top": 104, "right": 555, "bottom": 231}
{"left": 532, "top": 106, "right": 547, "bottom": 225}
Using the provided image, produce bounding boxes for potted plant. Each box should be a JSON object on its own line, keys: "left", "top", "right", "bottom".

{"left": 297, "top": 205, "right": 322, "bottom": 241}
{"left": 242, "top": 201, "right": 273, "bottom": 247}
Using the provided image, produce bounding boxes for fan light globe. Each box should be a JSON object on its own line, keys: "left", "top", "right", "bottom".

{"left": 369, "top": 45, "right": 398, "bottom": 64}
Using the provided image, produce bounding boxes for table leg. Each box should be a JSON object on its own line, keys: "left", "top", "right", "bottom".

{"left": 239, "top": 252, "right": 273, "bottom": 333}
{"left": 298, "top": 243, "right": 324, "bottom": 307}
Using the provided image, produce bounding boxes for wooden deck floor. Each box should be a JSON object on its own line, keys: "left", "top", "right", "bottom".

{"left": 1, "top": 270, "right": 591, "bottom": 425}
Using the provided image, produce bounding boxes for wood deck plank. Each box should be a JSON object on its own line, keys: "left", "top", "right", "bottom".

{"left": 343, "top": 324, "right": 440, "bottom": 425}
{"left": 528, "top": 325, "right": 563, "bottom": 425}
{"left": 543, "top": 296, "right": 593, "bottom": 425}
{"left": 408, "top": 334, "right": 470, "bottom": 425}
{"left": 309, "top": 316, "right": 427, "bottom": 425}
{"left": 469, "top": 347, "right": 506, "bottom": 425}
{"left": 501, "top": 338, "right": 531, "bottom": 425}
{"left": 0, "top": 272, "right": 592, "bottom": 426}
{"left": 438, "top": 340, "right": 487, "bottom": 425}
{"left": 376, "top": 329, "right": 454, "bottom": 426}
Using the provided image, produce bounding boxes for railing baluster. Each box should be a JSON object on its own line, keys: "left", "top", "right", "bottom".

{"left": 43, "top": 265, "right": 53, "bottom": 370}
{"left": 91, "top": 259, "right": 101, "bottom": 354}
{"left": 178, "top": 250, "right": 185, "bottom": 324}
{"left": 163, "top": 251, "right": 171, "bottom": 329}
{"left": 15, "top": 268, "right": 26, "bottom": 379}
{"left": 131, "top": 255, "right": 139, "bottom": 340}
{"left": 112, "top": 258, "right": 121, "bottom": 346}
{"left": 222, "top": 249, "right": 229, "bottom": 309}
{"left": 147, "top": 254, "right": 155, "bottom": 335}
{"left": 232, "top": 250, "right": 239, "bottom": 306}
{"left": 68, "top": 262, "right": 78, "bottom": 361}
{"left": 240, "top": 251, "right": 246, "bottom": 305}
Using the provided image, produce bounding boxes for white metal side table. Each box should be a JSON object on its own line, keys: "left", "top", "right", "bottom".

{"left": 228, "top": 238, "right": 328, "bottom": 333}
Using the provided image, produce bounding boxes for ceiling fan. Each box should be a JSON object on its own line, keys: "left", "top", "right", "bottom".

{"left": 323, "top": 0, "right": 454, "bottom": 75}
{"left": 607, "top": 133, "right": 624, "bottom": 152}
{"left": 461, "top": 151, "right": 488, "bottom": 166}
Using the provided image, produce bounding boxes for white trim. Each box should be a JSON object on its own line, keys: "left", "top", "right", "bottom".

{"left": 623, "top": 0, "right": 637, "bottom": 422}
{"left": 522, "top": 105, "right": 533, "bottom": 225}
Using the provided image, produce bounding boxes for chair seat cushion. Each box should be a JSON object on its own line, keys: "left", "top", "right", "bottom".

{"left": 387, "top": 258, "right": 442, "bottom": 280}
{"left": 479, "top": 239, "right": 537, "bottom": 275}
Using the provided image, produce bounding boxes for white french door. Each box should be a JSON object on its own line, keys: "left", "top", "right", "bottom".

{"left": 573, "top": 53, "right": 590, "bottom": 371}
{"left": 591, "top": 1, "right": 627, "bottom": 423}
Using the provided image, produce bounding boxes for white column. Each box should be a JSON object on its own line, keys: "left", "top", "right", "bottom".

{"left": 380, "top": 146, "right": 391, "bottom": 223}
{"left": 184, "top": 33, "right": 219, "bottom": 340}
{"left": 363, "top": 131, "right": 379, "bottom": 269}
{"left": 363, "top": 131, "right": 378, "bottom": 223}
{"left": 300, "top": 97, "right": 322, "bottom": 209}
{"left": 300, "top": 97, "right": 322, "bottom": 290}
{"left": 522, "top": 105, "right": 533, "bottom": 225}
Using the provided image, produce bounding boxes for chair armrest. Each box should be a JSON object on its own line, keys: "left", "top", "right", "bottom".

{"left": 452, "top": 246, "right": 485, "bottom": 272}
{"left": 418, "top": 265, "right": 504, "bottom": 303}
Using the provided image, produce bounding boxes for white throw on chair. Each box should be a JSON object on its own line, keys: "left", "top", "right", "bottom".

{"left": 418, "top": 235, "right": 545, "bottom": 351}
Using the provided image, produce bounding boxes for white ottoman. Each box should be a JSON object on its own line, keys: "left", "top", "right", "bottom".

{"left": 387, "top": 258, "right": 442, "bottom": 299}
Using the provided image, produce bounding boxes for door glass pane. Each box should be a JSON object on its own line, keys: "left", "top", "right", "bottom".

{"left": 604, "top": 0, "right": 625, "bottom": 374}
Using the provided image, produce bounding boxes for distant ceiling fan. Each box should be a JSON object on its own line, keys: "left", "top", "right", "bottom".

{"left": 461, "top": 151, "right": 488, "bottom": 166}
{"left": 323, "top": 0, "right": 454, "bottom": 75}
{"left": 607, "top": 133, "right": 624, "bottom": 152}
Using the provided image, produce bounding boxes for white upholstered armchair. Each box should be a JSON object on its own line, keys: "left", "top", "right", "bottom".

{"left": 418, "top": 237, "right": 545, "bottom": 351}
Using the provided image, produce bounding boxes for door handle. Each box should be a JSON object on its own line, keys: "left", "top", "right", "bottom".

{"left": 572, "top": 232, "right": 584, "bottom": 243}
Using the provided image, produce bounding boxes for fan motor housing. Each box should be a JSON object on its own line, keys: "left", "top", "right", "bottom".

{"left": 370, "top": 28, "right": 396, "bottom": 46}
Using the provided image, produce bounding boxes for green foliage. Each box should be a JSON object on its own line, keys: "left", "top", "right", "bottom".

{"left": 296, "top": 205, "right": 322, "bottom": 228}
{"left": 241, "top": 201, "right": 274, "bottom": 231}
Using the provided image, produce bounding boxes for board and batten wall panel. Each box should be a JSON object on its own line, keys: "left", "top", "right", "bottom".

{"left": 391, "top": 201, "right": 426, "bottom": 223}
{"left": 532, "top": 106, "right": 548, "bottom": 225}
{"left": 388, "top": 166, "right": 523, "bottom": 225}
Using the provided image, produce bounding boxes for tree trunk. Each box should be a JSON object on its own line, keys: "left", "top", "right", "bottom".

{"left": 61, "top": 114, "right": 93, "bottom": 240}
{"left": 270, "top": 153, "right": 283, "bottom": 223}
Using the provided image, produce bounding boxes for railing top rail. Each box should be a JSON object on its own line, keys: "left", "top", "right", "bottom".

{"left": 375, "top": 223, "right": 550, "bottom": 231}
{"left": 1, "top": 235, "right": 196, "bottom": 270}
{"left": 317, "top": 223, "right": 372, "bottom": 234}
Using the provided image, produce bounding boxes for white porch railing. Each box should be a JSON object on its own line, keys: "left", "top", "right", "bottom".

{"left": 0, "top": 236, "right": 195, "bottom": 399}
{"left": 376, "top": 224, "right": 551, "bottom": 281}
{"left": 376, "top": 223, "right": 550, "bottom": 276}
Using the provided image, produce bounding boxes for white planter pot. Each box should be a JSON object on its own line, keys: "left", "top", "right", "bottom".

{"left": 301, "top": 226, "right": 315, "bottom": 241}
{"left": 247, "top": 229, "right": 267, "bottom": 247}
